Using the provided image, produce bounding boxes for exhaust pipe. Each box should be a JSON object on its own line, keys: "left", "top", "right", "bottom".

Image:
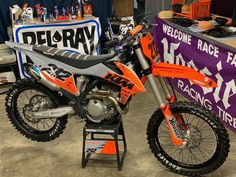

{"left": 26, "top": 65, "right": 60, "bottom": 91}
{"left": 107, "top": 95, "right": 129, "bottom": 114}
{"left": 85, "top": 90, "right": 129, "bottom": 115}
{"left": 30, "top": 106, "right": 74, "bottom": 119}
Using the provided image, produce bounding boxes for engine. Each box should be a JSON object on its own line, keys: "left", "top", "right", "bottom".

{"left": 86, "top": 98, "right": 117, "bottom": 123}
{"left": 85, "top": 89, "right": 125, "bottom": 123}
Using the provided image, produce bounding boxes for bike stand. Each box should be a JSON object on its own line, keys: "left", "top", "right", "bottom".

{"left": 82, "top": 118, "right": 127, "bottom": 170}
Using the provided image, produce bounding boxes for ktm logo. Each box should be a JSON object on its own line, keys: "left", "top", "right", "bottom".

{"left": 105, "top": 73, "right": 134, "bottom": 89}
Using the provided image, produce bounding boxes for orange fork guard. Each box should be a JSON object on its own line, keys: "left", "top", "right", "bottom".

{"left": 152, "top": 62, "right": 217, "bottom": 88}
{"left": 164, "top": 104, "right": 184, "bottom": 146}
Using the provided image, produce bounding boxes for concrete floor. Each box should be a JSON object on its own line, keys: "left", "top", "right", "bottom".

{"left": 0, "top": 84, "right": 236, "bottom": 177}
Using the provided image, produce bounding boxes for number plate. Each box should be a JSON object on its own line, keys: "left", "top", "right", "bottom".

{"left": 140, "top": 32, "right": 159, "bottom": 62}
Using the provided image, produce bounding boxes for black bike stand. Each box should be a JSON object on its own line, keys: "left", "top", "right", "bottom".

{"left": 82, "top": 118, "right": 127, "bottom": 170}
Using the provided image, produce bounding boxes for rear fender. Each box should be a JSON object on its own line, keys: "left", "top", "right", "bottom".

{"left": 5, "top": 41, "right": 33, "bottom": 53}
{"left": 152, "top": 62, "right": 217, "bottom": 88}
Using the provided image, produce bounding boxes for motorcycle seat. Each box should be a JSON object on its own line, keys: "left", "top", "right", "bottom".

{"left": 33, "top": 45, "right": 115, "bottom": 69}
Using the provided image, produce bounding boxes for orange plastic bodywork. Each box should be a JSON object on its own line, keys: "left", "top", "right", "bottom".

{"left": 114, "top": 62, "right": 146, "bottom": 93}
{"left": 152, "top": 62, "right": 217, "bottom": 88}
{"left": 104, "top": 62, "right": 146, "bottom": 104}
{"left": 140, "top": 76, "right": 147, "bottom": 84}
{"left": 42, "top": 71, "right": 78, "bottom": 95}
{"left": 140, "top": 33, "right": 217, "bottom": 88}
{"left": 140, "top": 32, "right": 216, "bottom": 88}
{"left": 104, "top": 62, "right": 146, "bottom": 93}
{"left": 140, "top": 33, "right": 159, "bottom": 62}
{"left": 120, "top": 88, "right": 132, "bottom": 105}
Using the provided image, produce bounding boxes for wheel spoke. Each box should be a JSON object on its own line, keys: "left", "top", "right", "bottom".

{"left": 189, "top": 115, "right": 196, "bottom": 125}
{"left": 197, "top": 147, "right": 211, "bottom": 160}
{"left": 43, "top": 119, "right": 52, "bottom": 129}
{"left": 15, "top": 89, "right": 55, "bottom": 132}
{"left": 168, "top": 148, "right": 180, "bottom": 156}
{"left": 198, "top": 120, "right": 206, "bottom": 129}
{"left": 198, "top": 147, "right": 215, "bottom": 154}
{"left": 189, "top": 149, "right": 201, "bottom": 163}
{"left": 41, "top": 120, "right": 47, "bottom": 130}
{"left": 199, "top": 124, "right": 210, "bottom": 131}
{"left": 22, "top": 91, "right": 31, "bottom": 100}
{"left": 161, "top": 142, "right": 173, "bottom": 148}
{"left": 159, "top": 127, "right": 170, "bottom": 136}
{"left": 173, "top": 148, "right": 184, "bottom": 160}
{"left": 162, "top": 122, "right": 168, "bottom": 129}
{"left": 184, "top": 113, "right": 190, "bottom": 124}
{"left": 203, "top": 133, "right": 215, "bottom": 138}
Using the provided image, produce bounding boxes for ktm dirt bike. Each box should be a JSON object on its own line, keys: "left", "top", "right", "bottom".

{"left": 5, "top": 20, "right": 229, "bottom": 176}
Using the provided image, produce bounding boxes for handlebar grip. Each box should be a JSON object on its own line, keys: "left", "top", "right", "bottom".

{"left": 104, "top": 38, "right": 119, "bottom": 48}
{"left": 129, "top": 25, "right": 143, "bottom": 36}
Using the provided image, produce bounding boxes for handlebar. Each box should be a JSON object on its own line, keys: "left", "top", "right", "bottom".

{"left": 104, "top": 38, "right": 120, "bottom": 48}
{"left": 104, "top": 34, "right": 126, "bottom": 48}
{"left": 104, "top": 20, "right": 152, "bottom": 48}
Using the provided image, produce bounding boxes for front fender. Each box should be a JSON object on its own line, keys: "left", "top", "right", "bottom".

{"left": 152, "top": 62, "right": 217, "bottom": 88}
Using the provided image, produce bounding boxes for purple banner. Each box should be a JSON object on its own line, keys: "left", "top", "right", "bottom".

{"left": 155, "top": 17, "right": 236, "bottom": 133}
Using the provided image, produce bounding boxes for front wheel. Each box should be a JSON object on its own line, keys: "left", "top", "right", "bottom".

{"left": 146, "top": 101, "right": 230, "bottom": 176}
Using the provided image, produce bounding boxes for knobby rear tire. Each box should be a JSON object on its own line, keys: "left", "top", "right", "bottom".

{"left": 5, "top": 79, "right": 68, "bottom": 142}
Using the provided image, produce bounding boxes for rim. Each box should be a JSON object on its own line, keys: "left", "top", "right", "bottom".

{"left": 157, "top": 112, "right": 218, "bottom": 166}
{"left": 15, "top": 89, "right": 57, "bottom": 132}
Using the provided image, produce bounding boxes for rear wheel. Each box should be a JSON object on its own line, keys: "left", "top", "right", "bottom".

{"left": 146, "top": 101, "right": 230, "bottom": 176}
{"left": 5, "top": 79, "right": 68, "bottom": 142}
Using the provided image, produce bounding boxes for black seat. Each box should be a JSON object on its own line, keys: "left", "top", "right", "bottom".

{"left": 33, "top": 45, "right": 115, "bottom": 69}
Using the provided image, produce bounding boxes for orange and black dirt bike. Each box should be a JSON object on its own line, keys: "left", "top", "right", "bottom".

{"left": 5, "top": 20, "right": 229, "bottom": 176}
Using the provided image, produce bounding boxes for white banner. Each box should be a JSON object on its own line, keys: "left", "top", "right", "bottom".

{"left": 13, "top": 17, "right": 101, "bottom": 78}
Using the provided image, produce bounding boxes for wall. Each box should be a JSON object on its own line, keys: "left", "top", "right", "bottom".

{"left": 0, "top": 0, "right": 112, "bottom": 44}
{"left": 211, "top": 0, "right": 235, "bottom": 18}
{"left": 145, "top": 0, "right": 172, "bottom": 23}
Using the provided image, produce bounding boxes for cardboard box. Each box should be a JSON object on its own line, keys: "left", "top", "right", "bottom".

{"left": 0, "top": 71, "right": 16, "bottom": 84}
{"left": 114, "top": 0, "right": 134, "bottom": 18}
{"left": 0, "top": 44, "right": 16, "bottom": 65}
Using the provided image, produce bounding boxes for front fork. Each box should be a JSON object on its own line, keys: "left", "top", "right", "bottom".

{"left": 135, "top": 47, "right": 188, "bottom": 147}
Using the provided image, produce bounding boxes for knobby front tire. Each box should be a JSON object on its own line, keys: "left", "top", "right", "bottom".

{"left": 146, "top": 101, "right": 230, "bottom": 176}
